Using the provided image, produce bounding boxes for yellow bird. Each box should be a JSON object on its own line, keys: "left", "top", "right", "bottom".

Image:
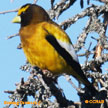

{"left": 12, "top": 4, "right": 97, "bottom": 96}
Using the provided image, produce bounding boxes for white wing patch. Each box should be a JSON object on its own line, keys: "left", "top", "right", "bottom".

{"left": 57, "top": 39, "right": 79, "bottom": 62}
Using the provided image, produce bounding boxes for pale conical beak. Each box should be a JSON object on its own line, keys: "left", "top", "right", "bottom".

{"left": 12, "top": 16, "right": 21, "bottom": 23}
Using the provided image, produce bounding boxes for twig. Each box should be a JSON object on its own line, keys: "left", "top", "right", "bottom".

{"left": 4, "top": 90, "right": 14, "bottom": 94}
{"left": 82, "top": 54, "right": 108, "bottom": 72}
{"left": 17, "top": 43, "right": 22, "bottom": 49}
{"left": 60, "top": 5, "right": 93, "bottom": 30}
{"left": 33, "top": 0, "right": 38, "bottom": 4}
{"left": 50, "top": 0, "right": 55, "bottom": 9}
{"left": 96, "top": 0, "right": 108, "bottom": 3}
{"left": 64, "top": 74, "right": 84, "bottom": 93}
{"left": 60, "top": 4, "right": 108, "bottom": 30}
{"left": 0, "top": 9, "right": 18, "bottom": 14}
{"left": 85, "top": 42, "right": 92, "bottom": 65}
{"left": 98, "top": 79, "right": 106, "bottom": 87}
{"left": 48, "top": 0, "right": 76, "bottom": 19}
{"left": 74, "top": 18, "right": 91, "bottom": 52}
{"left": 6, "top": 33, "right": 19, "bottom": 40}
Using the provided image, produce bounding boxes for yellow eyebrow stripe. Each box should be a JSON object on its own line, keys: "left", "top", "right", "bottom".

{"left": 18, "top": 5, "right": 30, "bottom": 16}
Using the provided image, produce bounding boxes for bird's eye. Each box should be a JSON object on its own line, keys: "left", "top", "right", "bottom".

{"left": 21, "top": 11, "right": 26, "bottom": 16}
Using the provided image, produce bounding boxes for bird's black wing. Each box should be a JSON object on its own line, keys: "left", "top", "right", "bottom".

{"left": 46, "top": 34, "right": 97, "bottom": 96}
{"left": 46, "top": 35, "right": 84, "bottom": 76}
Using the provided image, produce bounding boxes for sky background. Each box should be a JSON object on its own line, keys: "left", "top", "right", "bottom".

{"left": 0, "top": 0, "right": 107, "bottom": 108}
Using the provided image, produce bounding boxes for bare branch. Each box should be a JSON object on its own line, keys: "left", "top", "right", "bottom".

{"left": 33, "top": 0, "right": 38, "bottom": 4}
{"left": 0, "top": 9, "right": 18, "bottom": 14}
{"left": 48, "top": 0, "right": 77, "bottom": 19}
{"left": 96, "top": 0, "right": 108, "bottom": 3}
{"left": 6, "top": 33, "right": 19, "bottom": 40}
{"left": 64, "top": 74, "right": 84, "bottom": 93}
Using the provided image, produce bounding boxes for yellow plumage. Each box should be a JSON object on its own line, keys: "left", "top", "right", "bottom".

{"left": 12, "top": 4, "right": 97, "bottom": 96}
{"left": 20, "top": 22, "right": 71, "bottom": 75}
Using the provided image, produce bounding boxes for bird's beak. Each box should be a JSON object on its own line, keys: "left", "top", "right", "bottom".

{"left": 12, "top": 16, "right": 21, "bottom": 23}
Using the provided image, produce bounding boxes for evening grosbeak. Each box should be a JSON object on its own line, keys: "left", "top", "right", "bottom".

{"left": 12, "top": 4, "right": 97, "bottom": 96}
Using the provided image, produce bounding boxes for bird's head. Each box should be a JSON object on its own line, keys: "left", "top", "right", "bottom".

{"left": 12, "top": 4, "right": 50, "bottom": 27}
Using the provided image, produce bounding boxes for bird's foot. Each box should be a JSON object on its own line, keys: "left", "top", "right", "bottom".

{"left": 42, "top": 69, "right": 53, "bottom": 77}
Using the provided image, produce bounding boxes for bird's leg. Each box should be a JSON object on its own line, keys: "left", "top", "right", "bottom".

{"left": 42, "top": 69, "right": 49, "bottom": 74}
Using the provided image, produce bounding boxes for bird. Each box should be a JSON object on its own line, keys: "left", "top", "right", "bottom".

{"left": 12, "top": 3, "right": 97, "bottom": 96}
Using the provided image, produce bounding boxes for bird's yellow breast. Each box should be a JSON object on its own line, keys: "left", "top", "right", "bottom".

{"left": 19, "top": 22, "right": 71, "bottom": 75}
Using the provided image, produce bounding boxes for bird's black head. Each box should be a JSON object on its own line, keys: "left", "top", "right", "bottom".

{"left": 12, "top": 4, "right": 50, "bottom": 27}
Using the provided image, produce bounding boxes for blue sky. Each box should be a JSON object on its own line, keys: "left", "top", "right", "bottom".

{"left": 0, "top": 0, "right": 107, "bottom": 108}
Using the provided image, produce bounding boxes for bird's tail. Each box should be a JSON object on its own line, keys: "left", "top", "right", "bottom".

{"left": 73, "top": 70, "right": 97, "bottom": 96}
{"left": 85, "top": 82, "right": 97, "bottom": 96}
{"left": 78, "top": 75, "right": 97, "bottom": 96}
